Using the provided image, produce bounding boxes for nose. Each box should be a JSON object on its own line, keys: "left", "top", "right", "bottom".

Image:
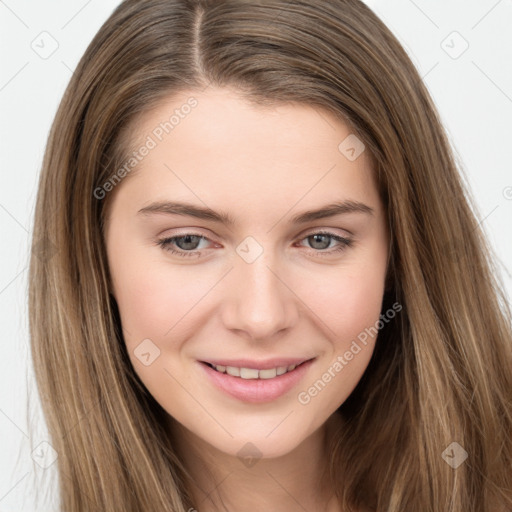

{"left": 220, "top": 251, "right": 299, "bottom": 341}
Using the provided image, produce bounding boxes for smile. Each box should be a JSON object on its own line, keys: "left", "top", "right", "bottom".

{"left": 204, "top": 362, "right": 300, "bottom": 379}
{"left": 199, "top": 358, "right": 315, "bottom": 403}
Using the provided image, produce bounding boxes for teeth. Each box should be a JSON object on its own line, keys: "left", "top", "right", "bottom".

{"left": 240, "top": 367, "right": 259, "bottom": 379}
{"left": 226, "top": 366, "right": 240, "bottom": 377}
{"left": 212, "top": 363, "right": 301, "bottom": 379}
{"left": 259, "top": 368, "right": 277, "bottom": 379}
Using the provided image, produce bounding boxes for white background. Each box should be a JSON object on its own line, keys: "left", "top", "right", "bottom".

{"left": 1, "top": 1, "right": 511, "bottom": 510}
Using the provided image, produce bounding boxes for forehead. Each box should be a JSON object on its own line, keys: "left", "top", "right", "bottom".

{"left": 107, "top": 86, "right": 380, "bottom": 221}
{"left": 132, "top": 86, "right": 361, "bottom": 155}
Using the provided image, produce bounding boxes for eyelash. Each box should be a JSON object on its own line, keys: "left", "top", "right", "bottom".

{"left": 156, "top": 231, "right": 353, "bottom": 258}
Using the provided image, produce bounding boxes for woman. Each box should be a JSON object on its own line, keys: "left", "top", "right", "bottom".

{"left": 29, "top": 0, "right": 512, "bottom": 510}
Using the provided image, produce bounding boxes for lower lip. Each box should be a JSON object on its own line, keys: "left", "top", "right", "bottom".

{"left": 199, "top": 359, "right": 315, "bottom": 403}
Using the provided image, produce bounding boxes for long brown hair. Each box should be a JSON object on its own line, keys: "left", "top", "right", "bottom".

{"left": 29, "top": 0, "right": 512, "bottom": 510}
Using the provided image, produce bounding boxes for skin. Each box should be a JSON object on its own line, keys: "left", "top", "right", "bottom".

{"left": 105, "top": 86, "right": 389, "bottom": 512}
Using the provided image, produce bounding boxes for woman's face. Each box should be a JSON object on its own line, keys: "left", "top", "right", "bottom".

{"left": 105, "top": 86, "right": 389, "bottom": 459}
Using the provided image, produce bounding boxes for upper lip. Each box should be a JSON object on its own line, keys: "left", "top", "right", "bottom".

{"left": 201, "top": 357, "right": 314, "bottom": 370}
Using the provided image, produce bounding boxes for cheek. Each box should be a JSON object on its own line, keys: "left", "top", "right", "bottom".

{"left": 337, "top": 272, "right": 385, "bottom": 337}
{"left": 298, "top": 261, "right": 386, "bottom": 344}
{"left": 293, "top": 256, "right": 386, "bottom": 408}
{"left": 109, "top": 254, "right": 204, "bottom": 405}
{"left": 110, "top": 246, "right": 206, "bottom": 343}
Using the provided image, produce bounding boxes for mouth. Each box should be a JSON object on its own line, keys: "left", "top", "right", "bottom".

{"left": 201, "top": 360, "right": 310, "bottom": 380}
{"left": 198, "top": 357, "right": 316, "bottom": 403}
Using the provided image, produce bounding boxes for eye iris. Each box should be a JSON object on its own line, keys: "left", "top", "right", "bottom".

{"left": 308, "top": 234, "right": 331, "bottom": 250}
{"left": 176, "top": 235, "right": 202, "bottom": 251}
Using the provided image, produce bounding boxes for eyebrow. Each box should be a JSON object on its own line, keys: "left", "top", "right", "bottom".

{"left": 137, "top": 200, "right": 374, "bottom": 225}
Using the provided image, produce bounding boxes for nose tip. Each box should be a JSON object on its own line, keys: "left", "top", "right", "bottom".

{"left": 220, "top": 258, "right": 299, "bottom": 341}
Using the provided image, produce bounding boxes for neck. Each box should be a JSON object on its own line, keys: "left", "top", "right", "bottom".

{"left": 167, "top": 412, "right": 345, "bottom": 512}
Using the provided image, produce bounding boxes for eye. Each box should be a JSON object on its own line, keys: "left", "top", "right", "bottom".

{"left": 156, "top": 231, "right": 353, "bottom": 258}
{"left": 295, "top": 231, "right": 353, "bottom": 257}
{"left": 157, "top": 233, "right": 210, "bottom": 258}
